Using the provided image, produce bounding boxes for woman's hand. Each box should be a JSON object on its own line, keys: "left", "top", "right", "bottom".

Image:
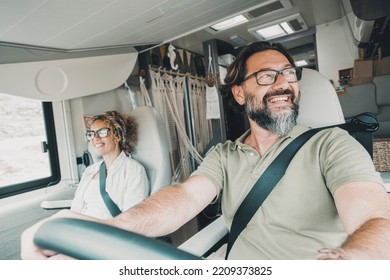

{"left": 20, "top": 216, "right": 57, "bottom": 260}
{"left": 20, "top": 209, "right": 81, "bottom": 259}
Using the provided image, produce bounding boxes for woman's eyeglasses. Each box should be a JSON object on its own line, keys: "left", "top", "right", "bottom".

{"left": 85, "top": 128, "right": 110, "bottom": 141}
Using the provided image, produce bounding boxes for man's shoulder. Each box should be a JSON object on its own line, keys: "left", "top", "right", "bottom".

{"left": 211, "top": 138, "right": 241, "bottom": 153}
{"left": 316, "top": 125, "right": 350, "bottom": 138}
{"left": 214, "top": 130, "right": 251, "bottom": 151}
{"left": 294, "top": 123, "right": 349, "bottom": 138}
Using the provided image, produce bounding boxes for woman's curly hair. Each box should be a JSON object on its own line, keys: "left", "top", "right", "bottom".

{"left": 92, "top": 110, "right": 138, "bottom": 156}
{"left": 219, "top": 41, "right": 296, "bottom": 114}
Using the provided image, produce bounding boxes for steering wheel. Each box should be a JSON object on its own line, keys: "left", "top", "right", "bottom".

{"left": 34, "top": 218, "right": 202, "bottom": 260}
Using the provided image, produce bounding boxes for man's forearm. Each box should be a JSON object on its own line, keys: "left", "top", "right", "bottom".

{"left": 109, "top": 183, "right": 210, "bottom": 237}
{"left": 319, "top": 217, "right": 390, "bottom": 259}
{"left": 342, "top": 217, "right": 390, "bottom": 259}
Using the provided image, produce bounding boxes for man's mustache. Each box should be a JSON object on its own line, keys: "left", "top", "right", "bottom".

{"left": 263, "top": 89, "right": 295, "bottom": 103}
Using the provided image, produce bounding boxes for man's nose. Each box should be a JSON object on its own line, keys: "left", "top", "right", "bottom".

{"left": 272, "top": 72, "right": 290, "bottom": 89}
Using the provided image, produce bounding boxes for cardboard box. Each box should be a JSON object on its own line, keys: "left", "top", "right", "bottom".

{"left": 374, "top": 57, "right": 390, "bottom": 76}
{"left": 350, "top": 76, "right": 374, "bottom": 86}
{"left": 353, "top": 59, "right": 374, "bottom": 78}
{"left": 344, "top": 57, "right": 388, "bottom": 86}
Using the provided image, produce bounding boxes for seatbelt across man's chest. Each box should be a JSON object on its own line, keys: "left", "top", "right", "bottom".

{"left": 225, "top": 128, "right": 321, "bottom": 259}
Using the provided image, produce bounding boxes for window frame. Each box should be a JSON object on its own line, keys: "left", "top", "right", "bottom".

{"left": 0, "top": 102, "right": 61, "bottom": 199}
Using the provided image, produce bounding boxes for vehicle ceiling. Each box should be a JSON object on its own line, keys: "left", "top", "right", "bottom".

{"left": 0, "top": 0, "right": 346, "bottom": 64}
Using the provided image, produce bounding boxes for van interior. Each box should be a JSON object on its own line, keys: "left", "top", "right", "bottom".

{"left": 0, "top": 0, "right": 390, "bottom": 259}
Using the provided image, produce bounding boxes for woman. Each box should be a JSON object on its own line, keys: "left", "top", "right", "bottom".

{"left": 70, "top": 110, "right": 150, "bottom": 219}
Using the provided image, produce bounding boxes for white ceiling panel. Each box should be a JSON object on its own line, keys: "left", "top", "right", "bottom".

{"left": 0, "top": 0, "right": 345, "bottom": 65}
{"left": 0, "top": 0, "right": 265, "bottom": 50}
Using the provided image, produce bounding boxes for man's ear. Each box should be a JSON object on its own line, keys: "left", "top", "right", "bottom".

{"left": 231, "top": 85, "right": 245, "bottom": 105}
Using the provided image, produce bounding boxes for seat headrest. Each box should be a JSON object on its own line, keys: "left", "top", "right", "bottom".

{"left": 297, "top": 68, "right": 345, "bottom": 128}
{"left": 131, "top": 106, "right": 172, "bottom": 194}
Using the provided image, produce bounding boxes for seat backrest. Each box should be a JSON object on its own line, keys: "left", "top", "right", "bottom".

{"left": 297, "top": 68, "right": 378, "bottom": 158}
{"left": 131, "top": 106, "right": 172, "bottom": 194}
{"left": 338, "top": 83, "right": 378, "bottom": 118}
{"left": 374, "top": 74, "right": 390, "bottom": 107}
{"left": 297, "top": 68, "right": 345, "bottom": 128}
{"left": 373, "top": 74, "right": 390, "bottom": 137}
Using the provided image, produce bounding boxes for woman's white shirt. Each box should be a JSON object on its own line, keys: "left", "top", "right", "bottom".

{"left": 70, "top": 151, "right": 150, "bottom": 219}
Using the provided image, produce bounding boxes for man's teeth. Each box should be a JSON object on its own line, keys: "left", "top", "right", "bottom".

{"left": 269, "top": 96, "right": 288, "bottom": 103}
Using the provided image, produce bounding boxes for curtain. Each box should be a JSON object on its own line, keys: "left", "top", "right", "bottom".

{"left": 149, "top": 67, "right": 211, "bottom": 182}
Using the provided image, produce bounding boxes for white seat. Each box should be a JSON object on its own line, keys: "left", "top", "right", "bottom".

{"left": 131, "top": 106, "right": 172, "bottom": 194}
{"left": 297, "top": 68, "right": 345, "bottom": 127}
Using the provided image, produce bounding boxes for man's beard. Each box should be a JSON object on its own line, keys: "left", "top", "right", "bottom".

{"left": 245, "top": 89, "right": 300, "bottom": 136}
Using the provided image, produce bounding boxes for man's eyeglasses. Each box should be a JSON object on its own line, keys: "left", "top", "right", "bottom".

{"left": 242, "top": 67, "right": 302, "bottom": 86}
{"left": 85, "top": 128, "right": 110, "bottom": 141}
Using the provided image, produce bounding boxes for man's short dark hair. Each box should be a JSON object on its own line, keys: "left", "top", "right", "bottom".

{"left": 219, "top": 41, "right": 296, "bottom": 114}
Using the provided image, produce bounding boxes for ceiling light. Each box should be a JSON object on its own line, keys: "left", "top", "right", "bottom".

{"left": 255, "top": 25, "right": 286, "bottom": 40}
{"left": 210, "top": 15, "right": 249, "bottom": 31}
{"left": 248, "top": 13, "right": 307, "bottom": 40}
{"left": 295, "top": 60, "right": 308, "bottom": 67}
{"left": 280, "top": 22, "right": 294, "bottom": 34}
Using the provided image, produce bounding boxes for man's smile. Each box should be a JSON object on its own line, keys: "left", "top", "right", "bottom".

{"left": 267, "top": 95, "right": 290, "bottom": 104}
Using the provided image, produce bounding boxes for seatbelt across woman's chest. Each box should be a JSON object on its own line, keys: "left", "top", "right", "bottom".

{"left": 99, "top": 162, "right": 122, "bottom": 217}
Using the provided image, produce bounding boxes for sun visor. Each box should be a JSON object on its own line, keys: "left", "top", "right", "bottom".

{"left": 0, "top": 52, "right": 138, "bottom": 101}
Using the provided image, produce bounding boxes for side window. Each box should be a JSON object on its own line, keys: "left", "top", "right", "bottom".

{"left": 0, "top": 93, "right": 60, "bottom": 198}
